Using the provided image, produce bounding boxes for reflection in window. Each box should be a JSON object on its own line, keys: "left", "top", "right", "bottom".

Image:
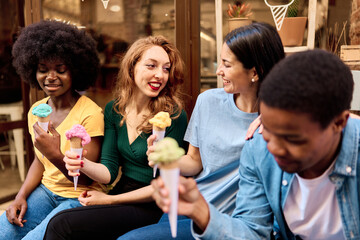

{"left": 40, "top": 0, "right": 175, "bottom": 108}
{"left": 41, "top": 0, "right": 175, "bottom": 66}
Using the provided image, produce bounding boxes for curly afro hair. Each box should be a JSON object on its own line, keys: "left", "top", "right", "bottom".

{"left": 260, "top": 49, "right": 353, "bottom": 129}
{"left": 12, "top": 20, "right": 99, "bottom": 91}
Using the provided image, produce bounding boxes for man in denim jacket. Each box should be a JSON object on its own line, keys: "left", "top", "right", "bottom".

{"left": 152, "top": 49, "right": 360, "bottom": 240}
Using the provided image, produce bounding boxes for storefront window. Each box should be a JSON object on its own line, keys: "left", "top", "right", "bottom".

{"left": 200, "top": 0, "right": 217, "bottom": 92}
{"left": 199, "top": 0, "right": 278, "bottom": 92}
{"left": 41, "top": 0, "right": 175, "bottom": 66}
{"left": 40, "top": 0, "right": 175, "bottom": 107}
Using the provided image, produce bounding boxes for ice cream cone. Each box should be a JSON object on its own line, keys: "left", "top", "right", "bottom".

{"left": 159, "top": 161, "right": 179, "bottom": 169}
{"left": 264, "top": 0, "right": 294, "bottom": 31}
{"left": 148, "top": 138, "right": 185, "bottom": 238}
{"left": 160, "top": 165, "right": 180, "bottom": 238}
{"left": 70, "top": 137, "right": 83, "bottom": 191}
{"left": 152, "top": 126, "right": 166, "bottom": 177}
{"left": 37, "top": 115, "right": 50, "bottom": 132}
{"left": 32, "top": 103, "right": 52, "bottom": 134}
{"left": 70, "top": 137, "right": 82, "bottom": 149}
{"left": 65, "top": 124, "right": 91, "bottom": 191}
{"left": 37, "top": 115, "right": 51, "bottom": 157}
{"left": 149, "top": 112, "right": 171, "bottom": 177}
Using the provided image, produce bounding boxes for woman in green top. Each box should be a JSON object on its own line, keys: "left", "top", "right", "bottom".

{"left": 44, "top": 35, "right": 188, "bottom": 239}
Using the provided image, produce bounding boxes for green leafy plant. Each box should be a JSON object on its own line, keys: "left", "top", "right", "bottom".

{"left": 227, "top": 1, "right": 252, "bottom": 18}
{"left": 287, "top": 0, "right": 299, "bottom": 17}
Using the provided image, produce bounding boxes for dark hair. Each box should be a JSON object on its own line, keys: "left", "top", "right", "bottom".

{"left": 225, "top": 22, "right": 285, "bottom": 90}
{"left": 12, "top": 20, "right": 99, "bottom": 91}
{"left": 260, "top": 49, "right": 354, "bottom": 129}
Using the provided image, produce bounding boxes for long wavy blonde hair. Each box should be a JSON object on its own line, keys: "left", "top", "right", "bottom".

{"left": 113, "top": 35, "right": 185, "bottom": 133}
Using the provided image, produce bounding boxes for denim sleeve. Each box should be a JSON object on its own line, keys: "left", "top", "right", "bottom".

{"left": 192, "top": 138, "right": 274, "bottom": 239}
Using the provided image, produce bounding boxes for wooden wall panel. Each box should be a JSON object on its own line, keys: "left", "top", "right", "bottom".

{"left": 175, "top": 0, "right": 200, "bottom": 118}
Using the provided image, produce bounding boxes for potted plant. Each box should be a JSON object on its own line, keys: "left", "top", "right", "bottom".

{"left": 227, "top": 1, "right": 253, "bottom": 32}
{"left": 277, "top": 0, "right": 307, "bottom": 46}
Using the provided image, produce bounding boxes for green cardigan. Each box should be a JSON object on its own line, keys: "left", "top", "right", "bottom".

{"left": 101, "top": 101, "right": 188, "bottom": 185}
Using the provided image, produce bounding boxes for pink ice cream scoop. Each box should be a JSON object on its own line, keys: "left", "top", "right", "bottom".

{"left": 65, "top": 124, "right": 91, "bottom": 146}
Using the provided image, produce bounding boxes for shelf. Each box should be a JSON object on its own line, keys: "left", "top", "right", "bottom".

{"left": 284, "top": 46, "right": 309, "bottom": 54}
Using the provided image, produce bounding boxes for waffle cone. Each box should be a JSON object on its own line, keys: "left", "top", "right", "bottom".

{"left": 70, "top": 137, "right": 82, "bottom": 148}
{"left": 38, "top": 116, "right": 50, "bottom": 123}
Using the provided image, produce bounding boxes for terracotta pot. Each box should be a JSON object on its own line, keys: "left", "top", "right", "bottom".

{"left": 228, "top": 18, "right": 252, "bottom": 32}
{"left": 277, "top": 17, "right": 307, "bottom": 47}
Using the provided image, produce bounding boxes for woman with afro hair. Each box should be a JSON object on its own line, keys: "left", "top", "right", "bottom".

{"left": 0, "top": 20, "right": 105, "bottom": 239}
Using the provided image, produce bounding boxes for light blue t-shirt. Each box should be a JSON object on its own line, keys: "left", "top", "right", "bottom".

{"left": 184, "top": 88, "right": 258, "bottom": 215}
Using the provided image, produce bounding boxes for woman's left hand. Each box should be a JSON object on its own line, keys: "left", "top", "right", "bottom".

{"left": 33, "top": 121, "right": 62, "bottom": 161}
{"left": 78, "top": 190, "right": 113, "bottom": 206}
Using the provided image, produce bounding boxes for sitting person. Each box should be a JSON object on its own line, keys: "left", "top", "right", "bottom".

{"left": 43, "top": 35, "right": 188, "bottom": 239}
{"left": 118, "top": 22, "right": 285, "bottom": 240}
{"left": 0, "top": 20, "right": 104, "bottom": 240}
{"left": 152, "top": 49, "right": 360, "bottom": 239}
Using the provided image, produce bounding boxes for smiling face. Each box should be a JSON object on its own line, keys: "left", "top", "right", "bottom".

{"left": 36, "top": 59, "right": 72, "bottom": 98}
{"left": 260, "top": 102, "right": 344, "bottom": 179}
{"left": 133, "top": 46, "right": 170, "bottom": 99}
{"left": 216, "top": 43, "right": 255, "bottom": 94}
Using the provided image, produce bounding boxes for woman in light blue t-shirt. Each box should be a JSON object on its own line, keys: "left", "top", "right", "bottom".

{"left": 120, "top": 22, "right": 285, "bottom": 240}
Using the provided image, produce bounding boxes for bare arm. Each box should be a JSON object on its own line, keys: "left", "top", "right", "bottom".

{"left": 64, "top": 150, "right": 111, "bottom": 184}
{"left": 350, "top": 112, "right": 360, "bottom": 119}
{"left": 178, "top": 144, "right": 203, "bottom": 176}
{"left": 6, "top": 156, "right": 44, "bottom": 227}
{"left": 77, "top": 185, "right": 154, "bottom": 206}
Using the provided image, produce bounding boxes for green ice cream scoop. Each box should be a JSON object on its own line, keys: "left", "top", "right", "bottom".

{"left": 149, "top": 137, "right": 185, "bottom": 164}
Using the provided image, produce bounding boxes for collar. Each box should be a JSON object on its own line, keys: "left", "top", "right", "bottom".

{"left": 332, "top": 118, "right": 359, "bottom": 177}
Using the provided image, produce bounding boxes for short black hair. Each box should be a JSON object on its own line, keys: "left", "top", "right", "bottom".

{"left": 225, "top": 22, "right": 285, "bottom": 84}
{"left": 12, "top": 20, "right": 99, "bottom": 91}
{"left": 260, "top": 49, "right": 354, "bottom": 128}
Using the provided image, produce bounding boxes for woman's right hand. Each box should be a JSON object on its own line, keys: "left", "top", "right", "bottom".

{"left": 63, "top": 150, "right": 84, "bottom": 177}
{"left": 151, "top": 176, "right": 210, "bottom": 231}
{"left": 6, "top": 197, "right": 28, "bottom": 227}
{"left": 245, "top": 115, "right": 263, "bottom": 140}
{"left": 146, "top": 135, "right": 157, "bottom": 167}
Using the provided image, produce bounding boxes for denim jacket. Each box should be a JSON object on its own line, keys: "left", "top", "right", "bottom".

{"left": 193, "top": 118, "right": 360, "bottom": 240}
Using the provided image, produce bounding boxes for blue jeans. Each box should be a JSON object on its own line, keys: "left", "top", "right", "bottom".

{"left": 0, "top": 184, "right": 81, "bottom": 240}
{"left": 119, "top": 214, "right": 195, "bottom": 240}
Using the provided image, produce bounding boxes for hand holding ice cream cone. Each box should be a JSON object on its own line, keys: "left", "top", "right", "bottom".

{"left": 65, "top": 124, "right": 91, "bottom": 190}
{"left": 32, "top": 103, "right": 52, "bottom": 132}
{"left": 149, "top": 112, "right": 172, "bottom": 177}
{"left": 149, "top": 137, "right": 185, "bottom": 238}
